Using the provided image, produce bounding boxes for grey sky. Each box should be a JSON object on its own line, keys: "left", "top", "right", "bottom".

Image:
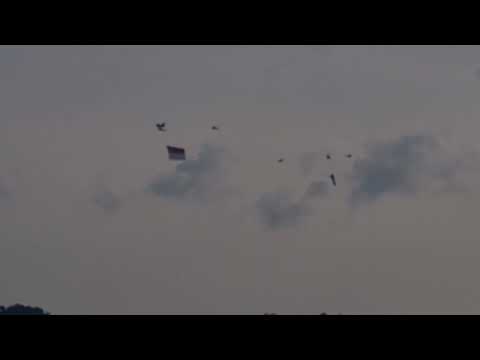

{"left": 2, "top": 45, "right": 480, "bottom": 314}
{"left": 0, "top": 181, "right": 10, "bottom": 201}
{"left": 299, "top": 152, "right": 320, "bottom": 177}
{"left": 93, "top": 186, "right": 122, "bottom": 214}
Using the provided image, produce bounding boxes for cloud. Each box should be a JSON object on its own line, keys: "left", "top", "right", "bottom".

{"left": 93, "top": 188, "right": 122, "bottom": 214}
{"left": 257, "top": 180, "right": 330, "bottom": 231}
{"left": 349, "top": 134, "right": 466, "bottom": 206}
{"left": 256, "top": 191, "right": 310, "bottom": 231}
{"left": 147, "top": 144, "right": 227, "bottom": 202}
{"left": 303, "top": 180, "right": 329, "bottom": 201}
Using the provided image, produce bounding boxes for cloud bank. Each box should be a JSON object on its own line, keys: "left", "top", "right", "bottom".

{"left": 147, "top": 144, "right": 227, "bottom": 202}
{"left": 256, "top": 180, "right": 330, "bottom": 231}
{"left": 350, "top": 134, "right": 474, "bottom": 206}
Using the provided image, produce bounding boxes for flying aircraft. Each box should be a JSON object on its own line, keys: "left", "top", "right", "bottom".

{"left": 278, "top": 158, "right": 285, "bottom": 163}
{"left": 212, "top": 126, "right": 219, "bottom": 131}
{"left": 326, "top": 154, "right": 332, "bottom": 160}
{"left": 156, "top": 123, "right": 166, "bottom": 132}
{"left": 330, "top": 174, "right": 337, "bottom": 187}
{"left": 345, "top": 154, "right": 353, "bottom": 159}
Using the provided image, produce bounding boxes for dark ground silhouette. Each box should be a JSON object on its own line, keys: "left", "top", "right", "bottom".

{"left": 0, "top": 304, "right": 49, "bottom": 315}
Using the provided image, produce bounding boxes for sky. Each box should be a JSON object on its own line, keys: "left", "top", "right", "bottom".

{"left": 2, "top": 45, "right": 480, "bottom": 314}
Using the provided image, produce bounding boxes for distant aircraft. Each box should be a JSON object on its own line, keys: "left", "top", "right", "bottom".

{"left": 278, "top": 158, "right": 285, "bottom": 163}
{"left": 167, "top": 146, "right": 186, "bottom": 161}
{"left": 156, "top": 123, "right": 166, "bottom": 132}
{"left": 330, "top": 174, "right": 337, "bottom": 187}
{"left": 326, "top": 154, "right": 332, "bottom": 160}
{"left": 345, "top": 154, "right": 353, "bottom": 159}
{"left": 211, "top": 126, "right": 219, "bottom": 131}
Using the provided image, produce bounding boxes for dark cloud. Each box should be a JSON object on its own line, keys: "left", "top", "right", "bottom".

{"left": 303, "top": 180, "right": 329, "bottom": 200}
{"left": 350, "top": 134, "right": 457, "bottom": 206}
{"left": 256, "top": 191, "right": 310, "bottom": 231}
{"left": 147, "top": 144, "right": 226, "bottom": 202}
{"left": 93, "top": 188, "right": 122, "bottom": 214}
{"left": 257, "top": 180, "right": 330, "bottom": 231}
{"left": 299, "top": 152, "right": 319, "bottom": 177}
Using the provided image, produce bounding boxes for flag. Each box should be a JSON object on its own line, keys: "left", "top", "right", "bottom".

{"left": 167, "top": 146, "right": 186, "bottom": 161}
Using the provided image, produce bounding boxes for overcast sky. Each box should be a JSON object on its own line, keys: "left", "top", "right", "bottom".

{"left": 2, "top": 45, "right": 480, "bottom": 314}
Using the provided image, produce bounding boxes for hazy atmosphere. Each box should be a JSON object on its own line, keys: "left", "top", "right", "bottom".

{"left": 2, "top": 45, "right": 480, "bottom": 314}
